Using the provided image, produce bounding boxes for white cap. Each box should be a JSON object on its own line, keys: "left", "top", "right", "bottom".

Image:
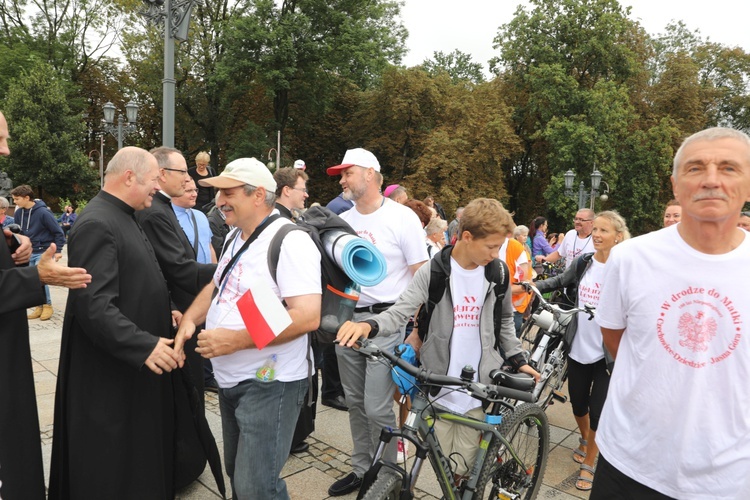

{"left": 326, "top": 148, "right": 381, "bottom": 175}
{"left": 293, "top": 159, "right": 306, "bottom": 170}
{"left": 198, "top": 158, "right": 277, "bottom": 192}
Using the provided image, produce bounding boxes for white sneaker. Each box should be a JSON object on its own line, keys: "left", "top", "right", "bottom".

{"left": 396, "top": 438, "right": 409, "bottom": 462}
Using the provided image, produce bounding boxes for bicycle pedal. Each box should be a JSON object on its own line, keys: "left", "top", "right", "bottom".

{"left": 551, "top": 390, "right": 568, "bottom": 403}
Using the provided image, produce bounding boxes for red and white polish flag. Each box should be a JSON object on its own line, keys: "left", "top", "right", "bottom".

{"left": 236, "top": 278, "right": 292, "bottom": 350}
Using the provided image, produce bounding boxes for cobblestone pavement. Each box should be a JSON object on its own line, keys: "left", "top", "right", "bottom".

{"left": 29, "top": 249, "right": 591, "bottom": 499}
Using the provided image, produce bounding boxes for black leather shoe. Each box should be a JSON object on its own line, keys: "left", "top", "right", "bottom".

{"left": 290, "top": 441, "right": 309, "bottom": 454}
{"left": 321, "top": 395, "right": 348, "bottom": 411}
{"left": 328, "top": 472, "right": 362, "bottom": 496}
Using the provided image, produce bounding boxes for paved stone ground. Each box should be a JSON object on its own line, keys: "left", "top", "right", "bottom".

{"left": 29, "top": 248, "right": 591, "bottom": 499}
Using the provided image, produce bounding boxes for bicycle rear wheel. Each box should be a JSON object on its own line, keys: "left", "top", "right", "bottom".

{"left": 359, "top": 469, "right": 403, "bottom": 500}
{"left": 473, "top": 403, "right": 549, "bottom": 500}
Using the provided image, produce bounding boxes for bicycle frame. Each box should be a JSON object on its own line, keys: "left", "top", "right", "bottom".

{"left": 364, "top": 390, "right": 524, "bottom": 500}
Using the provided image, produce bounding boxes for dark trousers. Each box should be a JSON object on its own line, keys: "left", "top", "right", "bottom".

{"left": 591, "top": 455, "right": 676, "bottom": 500}
{"left": 567, "top": 357, "right": 610, "bottom": 431}
{"left": 316, "top": 341, "right": 344, "bottom": 400}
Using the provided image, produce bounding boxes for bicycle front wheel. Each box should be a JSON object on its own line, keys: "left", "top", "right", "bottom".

{"left": 473, "top": 403, "right": 549, "bottom": 500}
{"left": 359, "top": 469, "right": 403, "bottom": 500}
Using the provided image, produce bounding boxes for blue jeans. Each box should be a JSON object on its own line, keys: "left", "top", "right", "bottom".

{"left": 29, "top": 253, "right": 51, "bottom": 304}
{"left": 219, "top": 377, "right": 308, "bottom": 500}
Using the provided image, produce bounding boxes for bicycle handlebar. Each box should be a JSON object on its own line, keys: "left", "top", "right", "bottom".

{"left": 518, "top": 281, "right": 596, "bottom": 320}
{"left": 354, "top": 339, "right": 535, "bottom": 403}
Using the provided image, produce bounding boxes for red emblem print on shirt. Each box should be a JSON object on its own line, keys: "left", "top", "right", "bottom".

{"left": 677, "top": 312, "right": 717, "bottom": 353}
{"left": 656, "top": 287, "right": 743, "bottom": 368}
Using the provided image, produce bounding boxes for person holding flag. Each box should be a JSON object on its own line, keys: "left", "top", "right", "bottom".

{"left": 175, "top": 157, "right": 322, "bottom": 500}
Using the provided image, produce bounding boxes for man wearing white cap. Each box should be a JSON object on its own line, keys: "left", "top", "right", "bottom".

{"left": 326, "top": 148, "right": 428, "bottom": 496}
{"left": 176, "top": 158, "right": 322, "bottom": 500}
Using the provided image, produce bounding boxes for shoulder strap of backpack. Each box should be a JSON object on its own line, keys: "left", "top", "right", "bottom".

{"left": 416, "top": 246, "right": 451, "bottom": 341}
{"left": 265, "top": 222, "right": 317, "bottom": 407}
{"left": 574, "top": 252, "right": 595, "bottom": 283}
{"left": 486, "top": 258, "right": 509, "bottom": 351}
{"left": 267, "top": 223, "right": 309, "bottom": 283}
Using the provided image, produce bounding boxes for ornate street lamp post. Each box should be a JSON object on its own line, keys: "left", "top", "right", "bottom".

{"left": 564, "top": 168, "right": 610, "bottom": 210}
{"left": 141, "top": 0, "right": 201, "bottom": 147}
{"left": 102, "top": 101, "right": 139, "bottom": 150}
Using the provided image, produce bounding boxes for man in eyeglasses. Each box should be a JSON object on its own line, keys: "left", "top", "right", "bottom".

{"left": 136, "top": 146, "right": 217, "bottom": 384}
{"left": 537, "top": 208, "right": 595, "bottom": 269}
{"left": 134, "top": 146, "right": 218, "bottom": 488}
{"left": 273, "top": 167, "right": 309, "bottom": 221}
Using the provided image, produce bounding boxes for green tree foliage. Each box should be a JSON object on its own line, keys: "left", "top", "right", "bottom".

{"left": 345, "top": 67, "right": 519, "bottom": 216}
{"left": 491, "top": 0, "right": 659, "bottom": 230}
{"left": 422, "top": 50, "right": 485, "bottom": 85}
{"left": 1, "top": 62, "right": 97, "bottom": 201}
{"left": 219, "top": 0, "right": 407, "bottom": 133}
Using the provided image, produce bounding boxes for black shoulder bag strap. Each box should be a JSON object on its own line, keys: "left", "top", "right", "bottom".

{"left": 488, "top": 259, "right": 509, "bottom": 351}
{"left": 213, "top": 214, "right": 281, "bottom": 298}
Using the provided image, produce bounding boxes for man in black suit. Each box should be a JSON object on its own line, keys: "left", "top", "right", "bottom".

{"left": 135, "top": 146, "right": 216, "bottom": 397}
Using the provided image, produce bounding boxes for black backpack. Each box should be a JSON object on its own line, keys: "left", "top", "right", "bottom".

{"left": 416, "top": 245, "right": 510, "bottom": 351}
{"left": 266, "top": 206, "right": 359, "bottom": 345}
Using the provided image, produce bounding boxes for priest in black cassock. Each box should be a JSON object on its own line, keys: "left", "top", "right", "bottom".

{"left": 0, "top": 111, "right": 91, "bottom": 500}
{"left": 49, "top": 147, "right": 187, "bottom": 499}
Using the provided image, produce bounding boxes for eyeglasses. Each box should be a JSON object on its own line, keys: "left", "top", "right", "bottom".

{"left": 163, "top": 167, "right": 188, "bottom": 175}
{"left": 291, "top": 187, "right": 308, "bottom": 193}
{"left": 574, "top": 218, "right": 593, "bottom": 222}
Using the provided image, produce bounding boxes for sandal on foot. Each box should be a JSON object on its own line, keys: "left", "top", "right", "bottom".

{"left": 576, "top": 464, "right": 596, "bottom": 491}
{"left": 572, "top": 438, "right": 587, "bottom": 464}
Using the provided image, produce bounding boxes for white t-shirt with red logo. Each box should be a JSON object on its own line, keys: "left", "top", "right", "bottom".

{"left": 557, "top": 229, "right": 595, "bottom": 268}
{"left": 435, "top": 258, "right": 486, "bottom": 414}
{"left": 571, "top": 257, "right": 605, "bottom": 364}
{"left": 596, "top": 225, "right": 750, "bottom": 499}
{"left": 340, "top": 199, "right": 428, "bottom": 306}
{"left": 207, "top": 218, "right": 321, "bottom": 387}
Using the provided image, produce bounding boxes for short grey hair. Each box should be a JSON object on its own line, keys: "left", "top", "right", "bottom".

{"left": 104, "top": 147, "right": 154, "bottom": 182}
{"left": 673, "top": 127, "right": 750, "bottom": 177}
{"left": 425, "top": 217, "right": 447, "bottom": 236}
{"left": 513, "top": 224, "right": 529, "bottom": 238}
{"left": 150, "top": 146, "right": 183, "bottom": 169}
{"left": 0, "top": 197, "right": 9, "bottom": 209}
{"left": 243, "top": 184, "right": 276, "bottom": 208}
{"left": 388, "top": 186, "right": 407, "bottom": 200}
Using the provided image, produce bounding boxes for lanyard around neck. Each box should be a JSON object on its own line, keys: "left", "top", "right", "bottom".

{"left": 215, "top": 214, "right": 279, "bottom": 302}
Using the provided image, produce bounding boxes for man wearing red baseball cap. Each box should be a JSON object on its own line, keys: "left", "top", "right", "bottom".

{"left": 325, "top": 148, "right": 428, "bottom": 496}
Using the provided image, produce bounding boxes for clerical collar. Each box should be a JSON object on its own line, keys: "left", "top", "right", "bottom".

{"left": 159, "top": 190, "right": 172, "bottom": 200}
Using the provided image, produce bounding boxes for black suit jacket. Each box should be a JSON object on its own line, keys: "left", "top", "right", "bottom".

{"left": 135, "top": 192, "right": 216, "bottom": 312}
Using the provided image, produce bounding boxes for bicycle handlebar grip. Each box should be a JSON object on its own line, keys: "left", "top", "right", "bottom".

{"left": 490, "top": 385, "right": 535, "bottom": 403}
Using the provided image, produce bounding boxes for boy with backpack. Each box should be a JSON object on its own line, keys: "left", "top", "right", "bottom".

{"left": 337, "top": 198, "right": 539, "bottom": 478}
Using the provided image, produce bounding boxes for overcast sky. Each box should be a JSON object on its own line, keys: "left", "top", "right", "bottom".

{"left": 399, "top": 0, "right": 750, "bottom": 74}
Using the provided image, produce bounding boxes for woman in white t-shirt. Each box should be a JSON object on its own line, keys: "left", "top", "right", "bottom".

{"left": 533, "top": 211, "right": 630, "bottom": 491}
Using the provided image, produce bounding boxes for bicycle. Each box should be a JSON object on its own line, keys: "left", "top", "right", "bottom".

{"left": 517, "top": 283, "right": 595, "bottom": 410}
{"left": 352, "top": 338, "right": 550, "bottom": 500}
